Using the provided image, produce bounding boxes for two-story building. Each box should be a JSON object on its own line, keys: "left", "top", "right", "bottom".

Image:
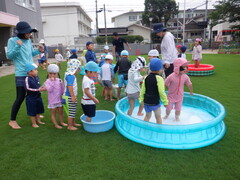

{"left": 41, "top": 2, "right": 92, "bottom": 46}
{"left": 0, "top": 0, "right": 43, "bottom": 64}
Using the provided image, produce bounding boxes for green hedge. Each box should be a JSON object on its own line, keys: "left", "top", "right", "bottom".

{"left": 96, "top": 35, "right": 144, "bottom": 44}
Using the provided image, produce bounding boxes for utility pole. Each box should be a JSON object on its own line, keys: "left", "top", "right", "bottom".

{"left": 183, "top": 0, "right": 186, "bottom": 45}
{"left": 104, "top": 4, "right": 107, "bottom": 44}
{"left": 95, "top": 0, "right": 99, "bottom": 37}
{"left": 204, "top": 0, "right": 208, "bottom": 40}
{"left": 176, "top": 2, "right": 179, "bottom": 43}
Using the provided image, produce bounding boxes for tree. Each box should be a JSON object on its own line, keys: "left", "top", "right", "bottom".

{"left": 142, "top": 0, "right": 178, "bottom": 27}
{"left": 208, "top": 0, "right": 240, "bottom": 29}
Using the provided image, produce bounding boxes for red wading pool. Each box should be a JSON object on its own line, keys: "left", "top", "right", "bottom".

{"left": 187, "top": 64, "right": 214, "bottom": 76}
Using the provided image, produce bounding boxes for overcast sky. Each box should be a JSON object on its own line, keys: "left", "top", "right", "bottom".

{"left": 39, "top": 0, "right": 218, "bottom": 28}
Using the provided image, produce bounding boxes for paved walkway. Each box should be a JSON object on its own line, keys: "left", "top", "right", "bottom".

{"left": 0, "top": 58, "right": 57, "bottom": 77}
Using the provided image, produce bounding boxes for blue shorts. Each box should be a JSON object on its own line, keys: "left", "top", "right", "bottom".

{"left": 144, "top": 104, "right": 161, "bottom": 113}
{"left": 38, "top": 59, "right": 45, "bottom": 64}
{"left": 81, "top": 104, "right": 96, "bottom": 118}
{"left": 118, "top": 74, "right": 128, "bottom": 88}
{"left": 26, "top": 98, "right": 44, "bottom": 116}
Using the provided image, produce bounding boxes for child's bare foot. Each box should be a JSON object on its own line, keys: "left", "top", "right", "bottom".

{"left": 32, "top": 124, "right": 39, "bottom": 128}
{"left": 73, "top": 123, "right": 82, "bottom": 127}
{"left": 137, "top": 113, "right": 144, "bottom": 116}
{"left": 104, "top": 98, "right": 109, "bottom": 100}
{"left": 163, "top": 115, "right": 169, "bottom": 119}
{"left": 67, "top": 126, "right": 78, "bottom": 131}
{"left": 9, "top": 121, "right": 21, "bottom": 129}
{"left": 60, "top": 122, "right": 68, "bottom": 127}
{"left": 175, "top": 116, "right": 180, "bottom": 121}
{"left": 37, "top": 121, "right": 45, "bottom": 124}
{"left": 55, "top": 124, "right": 62, "bottom": 129}
{"left": 110, "top": 99, "right": 115, "bottom": 101}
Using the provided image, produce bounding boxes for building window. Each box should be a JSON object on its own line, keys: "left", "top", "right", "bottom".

{"left": 15, "top": 0, "right": 36, "bottom": 11}
{"left": 139, "top": 15, "right": 142, "bottom": 20}
{"left": 174, "top": 22, "right": 177, "bottom": 27}
{"left": 129, "top": 15, "right": 137, "bottom": 21}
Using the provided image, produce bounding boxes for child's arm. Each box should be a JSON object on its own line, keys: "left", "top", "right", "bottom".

{"left": 164, "top": 75, "right": 171, "bottom": 88}
{"left": 60, "top": 54, "right": 63, "bottom": 61}
{"left": 185, "top": 76, "right": 193, "bottom": 96}
{"left": 188, "top": 84, "right": 193, "bottom": 96}
{"left": 133, "top": 71, "right": 143, "bottom": 83}
{"left": 139, "top": 79, "right": 146, "bottom": 104}
{"left": 114, "top": 61, "right": 119, "bottom": 73}
{"left": 84, "top": 88, "right": 99, "bottom": 104}
{"left": 25, "top": 77, "right": 44, "bottom": 92}
{"left": 68, "top": 86, "right": 77, "bottom": 102}
{"left": 157, "top": 76, "right": 168, "bottom": 107}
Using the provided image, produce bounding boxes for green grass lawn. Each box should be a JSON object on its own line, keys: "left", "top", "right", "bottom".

{"left": 0, "top": 54, "right": 240, "bottom": 179}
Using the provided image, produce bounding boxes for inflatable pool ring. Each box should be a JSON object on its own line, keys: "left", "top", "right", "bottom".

{"left": 187, "top": 64, "right": 214, "bottom": 76}
{"left": 115, "top": 93, "right": 226, "bottom": 149}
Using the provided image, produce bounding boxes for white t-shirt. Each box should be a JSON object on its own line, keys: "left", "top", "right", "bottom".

{"left": 101, "top": 63, "right": 114, "bottom": 81}
{"left": 55, "top": 53, "right": 63, "bottom": 62}
{"left": 81, "top": 75, "right": 96, "bottom": 105}
{"left": 161, "top": 32, "right": 177, "bottom": 64}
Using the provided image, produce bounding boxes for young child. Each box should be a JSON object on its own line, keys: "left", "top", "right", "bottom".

{"left": 65, "top": 47, "right": 71, "bottom": 61}
{"left": 81, "top": 61, "right": 99, "bottom": 122}
{"left": 64, "top": 59, "right": 81, "bottom": 130}
{"left": 192, "top": 38, "right": 202, "bottom": 68}
{"left": 85, "top": 41, "right": 98, "bottom": 63}
{"left": 99, "top": 45, "right": 110, "bottom": 67}
{"left": 139, "top": 58, "right": 168, "bottom": 124}
{"left": 176, "top": 45, "right": 182, "bottom": 54}
{"left": 54, "top": 49, "right": 64, "bottom": 70}
{"left": 178, "top": 46, "right": 187, "bottom": 59}
{"left": 24, "top": 63, "right": 45, "bottom": 128}
{"left": 44, "top": 64, "right": 67, "bottom": 129}
{"left": 147, "top": 49, "right": 165, "bottom": 79}
{"left": 126, "top": 56, "right": 146, "bottom": 116}
{"left": 69, "top": 49, "right": 78, "bottom": 59}
{"left": 38, "top": 51, "right": 46, "bottom": 70}
{"left": 85, "top": 41, "right": 99, "bottom": 84}
{"left": 114, "top": 50, "right": 132, "bottom": 100}
{"left": 164, "top": 58, "right": 193, "bottom": 121}
{"left": 100, "top": 54, "right": 114, "bottom": 101}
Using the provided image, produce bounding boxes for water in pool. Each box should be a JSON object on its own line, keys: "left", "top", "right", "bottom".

{"left": 129, "top": 105, "right": 215, "bottom": 125}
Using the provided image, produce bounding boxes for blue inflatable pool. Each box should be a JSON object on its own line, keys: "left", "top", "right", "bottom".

{"left": 115, "top": 93, "right": 226, "bottom": 149}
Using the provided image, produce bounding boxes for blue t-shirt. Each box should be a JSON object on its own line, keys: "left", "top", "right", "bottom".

{"left": 65, "top": 75, "right": 78, "bottom": 97}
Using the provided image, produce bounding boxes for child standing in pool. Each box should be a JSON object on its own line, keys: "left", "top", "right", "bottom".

{"left": 139, "top": 58, "right": 168, "bottom": 124}
{"left": 164, "top": 58, "right": 193, "bottom": 121}
{"left": 192, "top": 38, "right": 202, "bottom": 68}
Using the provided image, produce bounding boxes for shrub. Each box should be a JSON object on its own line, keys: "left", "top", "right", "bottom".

{"left": 96, "top": 35, "right": 144, "bottom": 44}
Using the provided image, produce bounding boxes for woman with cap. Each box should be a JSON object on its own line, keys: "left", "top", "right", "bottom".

{"left": 153, "top": 23, "right": 177, "bottom": 77}
{"left": 7, "top": 21, "right": 44, "bottom": 129}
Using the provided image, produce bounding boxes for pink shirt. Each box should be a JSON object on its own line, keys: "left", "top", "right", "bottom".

{"left": 165, "top": 73, "right": 192, "bottom": 102}
{"left": 44, "top": 78, "right": 64, "bottom": 105}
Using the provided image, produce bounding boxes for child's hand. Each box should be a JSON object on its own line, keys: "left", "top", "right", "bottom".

{"left": 71, "top": 96, "right": 77, "bottom": 102}
{"left": 50, "top": 77, "right": 55, "bottom": 81}
{"left": 94, "top": 98, "right": 99, "bottom": 104}
{"left": 16, "top": 40, "right": 22, "bottom": 46}
{"left": 39, "top": 87, "right": 46, "bottom": 92}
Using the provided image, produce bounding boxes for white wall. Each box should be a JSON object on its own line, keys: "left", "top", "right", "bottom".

{"left": 128, "top": 25, "right": 151, "bottom": 43}
{"left": 113, "top": 12, "right": 142, "bottom": 27}
{"left": 41, "top": 6, "right": 91, "bottom": 46}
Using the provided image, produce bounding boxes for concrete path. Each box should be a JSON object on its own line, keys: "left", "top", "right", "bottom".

{"left": 0, "top": 58, "right": 57, "bottom": 77}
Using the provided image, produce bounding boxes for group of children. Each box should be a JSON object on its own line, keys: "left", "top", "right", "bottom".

{"left": 25, "top": 38, "right": 202, "bottom": 130}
